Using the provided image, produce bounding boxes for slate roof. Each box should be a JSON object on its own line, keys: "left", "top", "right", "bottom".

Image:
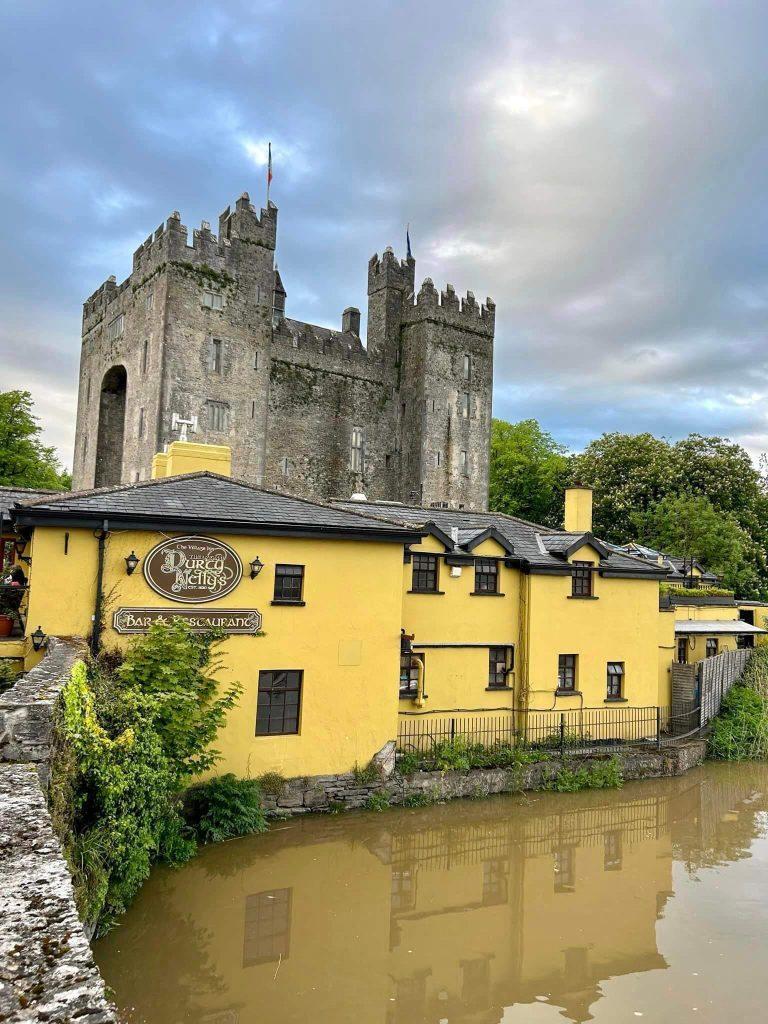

{"left": 332, "top": 499, "right": 668, "bottom": 577}
{"left": 10, "top": 473, "right": 422, "bottom": 542}
{"left": 283, "top": 318, "right": 365, "bottom": 355}
{"left": 674, "top": 620, "right": 766, "bottom": 635}
{"left": 616, "top": 542, "right": 719, "bottom": 582}
{"left": 0, "top": 486, "right": 60, "bottom": 526}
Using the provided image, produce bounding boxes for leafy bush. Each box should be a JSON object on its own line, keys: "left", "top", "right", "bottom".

{"left": 546, "top": 757, "right": 623, "bottom": 792}
{"left": 184, "top": 774, "right": 268, "bottom": 843}
{"left": 397, "top": 738, "right": 540, "bottom": 775}
{"left": 52, "top": 620, "right": 243, "bottom": 934}
{"left": 0, "top": 659, "right": 21, "bottom": 691}
{"left": 402, "top": 791, "right": 437, "bottom": 808}
{"left": 709, "top": 647, "right": 768, "bottom": 760}
{"left": 258, "top": 771, "right": 286, "bottom": 797}
{"left": 352, "top": 760, "right": 383, "bottom": 785}
{"left": 660, "top": 583, "right": 735, "bottom": 598}
{"left": 363, "top": 791, "right": 390, "bottom": 812}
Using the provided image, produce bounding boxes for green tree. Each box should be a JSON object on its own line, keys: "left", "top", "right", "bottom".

{"left": 569, "top": 432, "right": 675, "bottom": 541}
{"left": 631, "top": 494, "right": 755, "bottom": 593}
{"left": 488, "top": 418, "right": 570, "bottom": 527}
{"left": 0, "top": 390, "right": 70, "bottom": 489}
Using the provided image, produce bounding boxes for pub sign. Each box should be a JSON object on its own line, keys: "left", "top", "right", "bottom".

{"left": 143, "top": 535, "right": 243, "bottom": 603}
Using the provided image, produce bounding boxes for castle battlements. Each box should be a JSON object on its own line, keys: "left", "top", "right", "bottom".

{"left": 367, "top": 246, "right": 416, "bottom": 295}
{"left": 402, "top": 278, "right": 495, "bottom": 336}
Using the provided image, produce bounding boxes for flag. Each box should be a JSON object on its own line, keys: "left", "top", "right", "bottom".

{"left": 267, "top": 142, "right": 273, "bottom": 196}
{"left": 406, "top": 224, "right": 412, "bottom": 260}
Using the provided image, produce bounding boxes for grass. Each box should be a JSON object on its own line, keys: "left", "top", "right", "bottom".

{"left": 709, "top": 646, "right": 768, "bottom": 760}
{"left": 397, "top": 738, "right": 542, "bottom": 776}
{"left": 545, "top": 756, "right": 624, "bottom": 792}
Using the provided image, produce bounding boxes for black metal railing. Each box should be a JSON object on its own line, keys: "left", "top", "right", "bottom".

{"left": 396, "top": 704, "right": 702, "bottom": 756}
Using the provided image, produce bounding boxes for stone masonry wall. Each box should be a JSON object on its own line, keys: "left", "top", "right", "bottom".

{"left": 0, "top": 638, "right": 118, "bottom": 1023}
{"left": 259, "top": 739, "right": 709, "bottom": 815}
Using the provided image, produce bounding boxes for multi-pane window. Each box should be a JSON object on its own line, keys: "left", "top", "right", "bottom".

{"left": 706, "top": 637, "right": 719, "bottom": 658}
{"left": 558, "top": 654, "right": 577, "bottom": 691}
{"left": 256, "top": 670, "right": 302, "bottom": 735}
{"left": 554, "top": 846, "right": 575, "bottom": 892}
{"left": 106, "top": 314, "right": 124, "bottom": 341}
{"left": 604, "top": 831, "right": 622, "bottom": 871}
{"left": 350, "top": 426, "right": 364, "bottom": 472}
{"left": 273, "top": 564, "right": 304, "bottom": 603}
{"left": 391, "top": 868, "right": 417, "bottom": 912}
{"left": 571, "top": 561, "right": 593, "bottom": 597}
{"left": 400, "top": 652, "right": 421, "bottom": 697}
{"left": 141, "top": 338, "right": 149, "bottom": 374}
{"left": 737, "top": 634, "right": 755, "bottom": 650}
{"left": 606, "top": 661, "right": 624, "bottom": 699}
{"left": 209, "top": 337, "right": 223, "bottom": 373}
{"left": 145, "top": 290, "right": 154, "bottom": 312}
{"left": 411, "top": 554, "right": 439, "bottom": 592}
{"left": 475, "top": 558, "right": 499, "bottom": 593}
{"left": 206, "top": 400, "right": 229, "bottom": 432}
{"left": 243, "top": 889, "right": 291, "bottom": 965}
{"left": 463, "top": 353, "right": 471, "bottom": 380}
{"left": 460, "top": 450, "right": 468, "bottom": 476}
{"left": 202, "top": 290, "right": 224, "bottom": 310}
{"left": 676, "top": 637, "right": 688, "bottom": 664}
{"left": 488, "top": 646, "right": 512, "bottom": 688}
{"left": 460, "top": 392, "right": 471, "bottom": 418}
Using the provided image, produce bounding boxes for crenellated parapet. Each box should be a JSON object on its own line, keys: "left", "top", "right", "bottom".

{"left": 403, "top": 278, "right": 495, "bottom": 337}
{"left": 367, "top": 246, "right": 416, "bottom": 296}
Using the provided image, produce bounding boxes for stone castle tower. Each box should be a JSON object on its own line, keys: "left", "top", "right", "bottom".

{"left": 72, "top": 192, "right": 495, "bottom": 509}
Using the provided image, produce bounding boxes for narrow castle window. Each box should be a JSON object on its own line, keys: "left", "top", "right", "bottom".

{"left": 433, "top": 451, "right": 441, "bottom": 468}
{"left": 82, "top": 435, "right": 88, "bottom": 458}
{"left": 253, "top": 351, "right": 259, "bottom": 370}
{"left": 350, "top": 427, "right": 364, "bottom": 472}
{"left": 209, "top": 338, "right": 222, "bottom": 374}
{"left": 460, "top": 450, "right": 469, "bottom": 476}
{"left": 86, "top": 377, "right": 91, "bottom": 402}
{"left": 141, "top": 339, "right": 149, "bottom": 374}
{"left": 460, "top": 392, "right": 471, "bottom": 418}
{"left": 206, "top": 400, "right": 229, "bottom": 432}
{"left": 145, "top": 290, "right": 154, "bottom": 312}
{"left": 106, "top": 314, "right": 124, "bottom": 341}
{"left": 138, "top": 407, "right": 145, "bottom": 438}
{"left": 251, "top": 400, "right": 256, "bottom": 419}
{"left": 280, "top": 457, "right": 291, "bottom": 478}
{"left": 202, "top": 290, "right": 224, "bottom": 311}
{"left": 463, "top": 354, "right": 471, "bottom": 380}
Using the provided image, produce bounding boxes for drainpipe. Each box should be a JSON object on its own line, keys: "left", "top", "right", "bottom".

{"left": 91, "top": 519, "right": 109, "bottom": 656}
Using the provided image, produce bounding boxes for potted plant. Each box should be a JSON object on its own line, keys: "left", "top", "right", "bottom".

{"left": 0, "top": 581, "right": 23, "bottom": 638}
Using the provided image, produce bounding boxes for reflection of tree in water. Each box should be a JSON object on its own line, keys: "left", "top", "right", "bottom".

{"left": 96, "top": 870, "right": 227, "bottom": 1023}
{"left": 670, "top": 762, "right": 768, "bottom": 875}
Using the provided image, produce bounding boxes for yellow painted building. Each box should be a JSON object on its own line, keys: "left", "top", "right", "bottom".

{"left": 4, "top": 441, "right": 762, "bottom": 780}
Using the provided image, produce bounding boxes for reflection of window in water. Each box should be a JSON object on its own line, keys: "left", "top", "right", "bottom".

{"left": 604, "top": 830, "right": 623, "bottom": 871}
{"left": 391, "top": 868, "right": 417, "bottom": 912}
{"left": 461, "top": 956, "right": 492, "bottom": 1005}
{"left": 243, "top": 888, "right": 292, "bottom": 966}
{"left": 554, "top": 846, "right": 575, "bottom": 892}
{"left": 482, "top": 859, "right": 508, "bottom": 905}
{"left": 563, "top": 946, "right": 589, "bottom": 984}
{"left": 389, "top": 970, "right": 431, "bottom": 1022}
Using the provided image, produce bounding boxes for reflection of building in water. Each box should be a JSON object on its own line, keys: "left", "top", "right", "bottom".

{"left": 95, "top": 767, "right": 768, "bottom": 1024}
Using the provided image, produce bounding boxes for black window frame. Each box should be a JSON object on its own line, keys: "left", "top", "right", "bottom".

{"left": 273, "top": 563, "right": 305, "bottom": 605}
{"left": 488, "top": 646, "right": 513, "bottom": 688}
{"left": 606, "top": 661, "right": 624, "bottom": 699}
{"left": 474, "top": 558, "right": 499, "bottom": 594}
{"left": 411, "top": 553, "right": 440, "bottom": 593}
{"left": 400, "top": 652, "right": 422, "bottom": 698}
{"left": 706, "top": 637, "right": 719, "bottom": 658}
{"left": 256, "top": 670, "right": 302, "bottom": 736}
{"left": 558, "top": 654, "right": 577, "bottom": 692}
{"left": 242, "top": 887, "right": 292, "bottom": 966}
{"left": 571, "top": 560, "right": 593, "bottom": 598}
{"left": 676, "top": 637, "right": 688, "bottom": 664}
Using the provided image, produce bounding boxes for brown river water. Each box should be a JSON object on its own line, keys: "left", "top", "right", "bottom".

{"left": 95, "top": 762, "right": 768, "bottom": 1024}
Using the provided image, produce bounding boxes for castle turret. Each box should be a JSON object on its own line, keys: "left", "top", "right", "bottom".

{"left": 366, "top": 245, "right": 415, "bottom": 364}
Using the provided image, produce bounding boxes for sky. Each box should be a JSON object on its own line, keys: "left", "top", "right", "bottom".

{"left": 2, "top": 0, "right": 768, "bottom": 472}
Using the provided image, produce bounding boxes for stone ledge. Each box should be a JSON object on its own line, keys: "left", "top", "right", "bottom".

{"left": 0, "top": 763, "right": 118, "bottom": 1023}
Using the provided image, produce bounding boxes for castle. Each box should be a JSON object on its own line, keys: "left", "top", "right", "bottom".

{"left": 72, "top": 193, "right": 495, "bottom": 509}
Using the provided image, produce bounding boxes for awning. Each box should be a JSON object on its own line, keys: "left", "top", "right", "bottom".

{"left": 674, "top": 620, "right": 767, "bottom": 635}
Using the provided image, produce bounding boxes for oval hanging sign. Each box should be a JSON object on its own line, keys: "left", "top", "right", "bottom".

{"left": 143, "top": 535, "right": 243, "bottom": 604}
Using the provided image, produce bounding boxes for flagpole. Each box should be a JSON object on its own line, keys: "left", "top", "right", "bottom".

{"left": 266, "top": 142, "right": 272, "bottom": 207}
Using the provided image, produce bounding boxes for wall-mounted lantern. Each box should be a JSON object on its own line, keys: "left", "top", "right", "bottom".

{"left": 124, "top": 551, "right": 140, "bottom": 576}
{"left": 31, "top": 625, "right": 47, "bottom": 652}
{"left": 250, "top": 556, "right": 264, "bottom": 579}
{"left": 14, "top": 537, "right": 27, "bottom": 557}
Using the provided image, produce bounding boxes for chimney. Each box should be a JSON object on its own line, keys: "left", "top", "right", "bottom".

{"left": 564, "top": 486, "right": 593, "bottom": 533}
{"left": 342, "top": 307, "right": 361, "bottom": 335}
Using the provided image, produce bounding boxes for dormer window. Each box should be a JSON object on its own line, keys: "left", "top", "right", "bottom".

{"left": 571, "top": 561, "right": 593, "bottom": 598}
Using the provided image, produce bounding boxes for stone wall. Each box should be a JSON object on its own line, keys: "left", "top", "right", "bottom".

{"left": 0, "top": 638, "right": 118, "bottom": 1023}
{"left": 259, "top": 740, "right": 709, "bottom": 815}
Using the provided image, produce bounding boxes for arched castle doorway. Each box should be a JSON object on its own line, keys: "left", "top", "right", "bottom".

{"left": 94, "top": 365, "right": 127, "bottom": 488}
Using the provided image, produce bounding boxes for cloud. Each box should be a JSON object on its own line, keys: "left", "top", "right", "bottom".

{"left": 1, "top": 0, "right": 768, "bottom": 470}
